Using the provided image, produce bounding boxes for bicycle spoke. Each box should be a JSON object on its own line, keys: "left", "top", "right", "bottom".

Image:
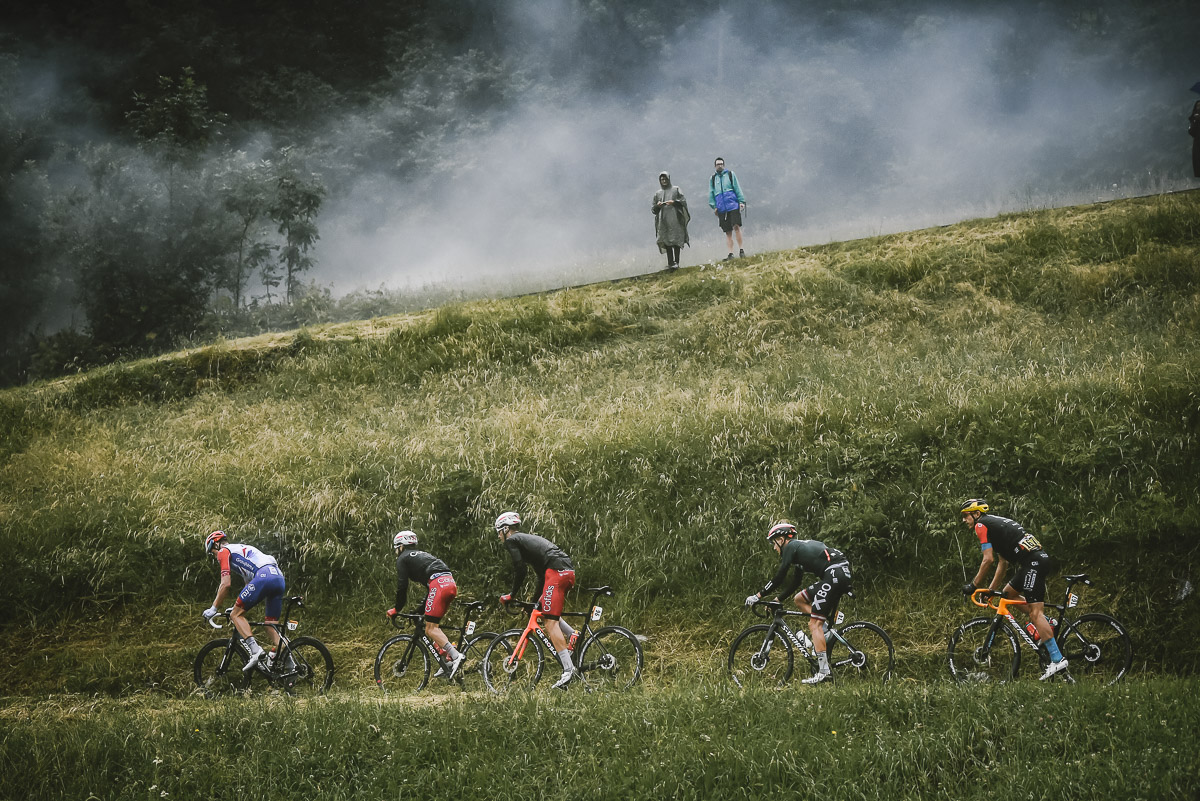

{"left": 829, "top": 622, "right": 894, "bottom": 683}
{"left": 948, "top": 618, "right": 1019, "bottom": 683}
{"left": 193, "top": 639, "right": 250, "bottom": 697}
{"left": 729, "top": 624, "right": 793, "bottom": 688}
{"left": 281, "top": 636, "right": 335, "bottom": 696}
{"left": 1057, "top": 614, "right": 1132, "bottom": 686}
{"left": 482, "top": 631, "right": 543, "bottom": 694}
{"left": 373, "top": 634, "right": 429, "bottom": 694}
{"left": 577, "top": 626, "right": 643, "bottom": 691}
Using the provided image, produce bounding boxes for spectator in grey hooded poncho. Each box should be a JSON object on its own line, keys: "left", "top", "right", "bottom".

{"left": 652, "top": 171, "right": 690, "bottom": 270}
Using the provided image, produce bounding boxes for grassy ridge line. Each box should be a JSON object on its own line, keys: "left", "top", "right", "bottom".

{"left": 2, "top": 681, "right": 1197, "bottom": 800}
{"left": 0, "top": 192, "right": 1197, "bottom": 674}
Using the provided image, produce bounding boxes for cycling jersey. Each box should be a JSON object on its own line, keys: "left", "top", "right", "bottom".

{"left": 215, "top": 544, "right": 284, "bottom": 620}
{"left": 760, "top": 538, "right": 849, "bottom": 600}
{"left": 393, "top": 549, "right": 453, "bottom": 611}
{"left": 215, "top": 543, "right": 279, "bottom": 583}
{"left": 503, "top": 533, "right": 573, "bottom": 599}
{"left": 974, "top": 514, "right": 1049, "bottom": 564}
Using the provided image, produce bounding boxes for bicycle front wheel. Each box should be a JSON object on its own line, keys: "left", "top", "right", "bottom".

{"left": 728, "top": 624, "right": 793, "bottom": 688}
{"left": 1057, "top": 613, "right": 1132, "bottom": 686}
{"left": 948, "top": 618, "right": 1020, "bottom": 683}
{"left": 481, "top": 630, "right": 544, "bottom": 694}
{"left": 374, "top": 634, "right": 430, "bottom": 694}
{"left": 194, "top": 639, "right": 250, "bottom": 697}
{"left": 281, "top": 636, "right": 335, "bottom": 696}
{"left": 577, "top": 625, "right": 643, "bottom": 691}
{"left": 829, "top": 621, "right": 894, "bottom": 683}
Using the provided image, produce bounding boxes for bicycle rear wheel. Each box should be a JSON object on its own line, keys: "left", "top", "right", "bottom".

{"left": 194, "top": 639, "right": 250, "bottom": 697}
{"left": 948, "top": 618, "right": 1020, "bottom": 683}
{"left": 1057, "top": 613, "right": 1132, "bottom": 686}
{"left": 577, "top": 625, "right": 643, "bottom": 691}
{"left": 829, "top": 621, "right": 894, "bottom": 683}
{"left": 374, "top": 634, "right": 430, "bottom": 694}
{"left": 280, "top": 636, "right": 335, "bottom": 696}
{"left": 728, "top": 624, "right": 793, "bottom": 688}
{"left": 481, "top": 630, "right": 544, "bottom": 694}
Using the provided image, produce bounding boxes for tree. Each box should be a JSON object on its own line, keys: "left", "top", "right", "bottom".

{"left": 269, "top": 151, "right": 325, "bottom": 304}
{"left": 126, "top": 67, "right": 226, "bottom": 167}
{"left": 219, "top": 155, "right": 277, "bottom": 309}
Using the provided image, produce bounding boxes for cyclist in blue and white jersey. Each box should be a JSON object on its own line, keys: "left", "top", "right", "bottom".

{"left": 201, "top": 530, "right": 286, "bottom": 674}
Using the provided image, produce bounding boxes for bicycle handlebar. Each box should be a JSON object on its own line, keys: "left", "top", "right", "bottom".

{"left": 208, "top": 607, "right": 235, "bottom": 629}
{"left": 970, "top": 588, "right": 1004, "bottom": 608}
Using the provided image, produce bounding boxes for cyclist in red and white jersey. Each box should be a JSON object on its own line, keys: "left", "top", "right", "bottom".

{"left": 201, "top": 530, "right": 285, "bottom": 674}
{"left": 386, "top": 530, "right": 465, "bottom": 679}
{"left": 494, "top": 511, "right": 579, "bottom": 689}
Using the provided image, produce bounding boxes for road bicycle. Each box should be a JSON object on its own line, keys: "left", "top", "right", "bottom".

{"left": 728, "top": 598, "right": 894, "bottom": 687}
{"left": 480, "top": 585, "right": 644, "bottom": 693}
{"left": 194, "top": 595, "right": 334, "bottom": 697}
{"left": 948, "top": 572, "right": 1133, "bottom": 685}
{"left": 373, "top": 600, "right": 499, "bottom": 693}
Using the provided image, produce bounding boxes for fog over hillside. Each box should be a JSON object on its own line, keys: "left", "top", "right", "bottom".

{"left": 2, "top": 1, "right": 1196, "bottom": 315}
{"left": 312, "top": 2, "right": 1197, "bottom": 294}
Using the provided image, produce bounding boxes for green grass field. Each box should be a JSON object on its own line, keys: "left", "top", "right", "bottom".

{"left": 1, "top": 191, "right": 1198, "bottom": 798}
{"left": 2, "top": 680, "right": 1197, "bottom": 800}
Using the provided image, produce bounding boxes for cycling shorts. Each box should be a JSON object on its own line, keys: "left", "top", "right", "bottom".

{"left": 539, "top": 569, "right": 576, "bottom": 619}
{"left": 235, "top": 564, "right": 285, "bottom": 621}
{"left": 1009, "top": 554, "right": 1054, "bottom": 604}
{"left": 423, "top": 573, "right": 457, "bottom": 623}
{"left": 799, "top": 562, "right": 852, "bottom": 622}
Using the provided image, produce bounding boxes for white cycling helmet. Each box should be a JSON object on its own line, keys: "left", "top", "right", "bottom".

{"left": 494, "top": 511, "right": 521, "bottom": 532}
{"left": 393, "top": 530, "right": 419, "bottom": 548}
{"left": 766, "top": 521, "right": 797, "bottom": 542}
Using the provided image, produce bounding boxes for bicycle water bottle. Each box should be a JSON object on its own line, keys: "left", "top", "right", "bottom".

{"left": 1025, "top": 622, "right": 1040, "bottom": 641}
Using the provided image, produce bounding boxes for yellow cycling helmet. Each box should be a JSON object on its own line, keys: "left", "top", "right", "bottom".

{"left": 959, "top": 498, "right": 989, "bottom": 515}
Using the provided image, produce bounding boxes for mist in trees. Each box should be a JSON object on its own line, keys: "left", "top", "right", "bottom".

{"left": 1, "top": 0, "right": 1196, "bottom": 385}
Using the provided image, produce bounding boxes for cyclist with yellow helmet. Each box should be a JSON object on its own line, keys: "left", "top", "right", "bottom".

{"left": 959, "top": 498, "right": 1068, "bottom": 680}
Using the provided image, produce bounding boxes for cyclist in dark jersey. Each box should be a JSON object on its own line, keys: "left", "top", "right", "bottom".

{"left": 745, "top": 520, "right": 852, "bottom": 684}
{"left": 494, "top": 511, "right": 579, "bottom": 689}
{"left": 387, "top": 530, "right": 465, "bottom": 679}
{"left": 960, "top": 498, "right": 1067, "bottom": 680}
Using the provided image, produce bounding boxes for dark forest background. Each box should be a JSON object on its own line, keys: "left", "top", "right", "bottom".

{"left": 2, "top": 0, "right": 1197, "bottom": 386}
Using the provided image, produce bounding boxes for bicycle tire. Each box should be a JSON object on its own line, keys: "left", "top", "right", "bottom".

{"left": 576, "top": 625, "right": 643, "bottom": 691}
{"left": 455, "top": 631, "right": 500, "bottom": 692}
{"left": 194, "top": 638, "right": 250, "bottom": 697}
{"left": 728, "top": 624, "right": 794, "bottom": 688}
{"left": 948, "top": 617, "right": 1020, "bottom": 683}
{"left": 829, "top": 621, "right": 894, "bottom": 683}
{"left": 280, "top": 636, "right": 335, "bottom": 696}
{"left": 1057, "top": 613, "right": 1132, "bottom": 686}
{"left": 374, "top": 634, "right": 430, "bottom": 694}
{"left": 481, "top": 629, "right": 544, "bottom": 694}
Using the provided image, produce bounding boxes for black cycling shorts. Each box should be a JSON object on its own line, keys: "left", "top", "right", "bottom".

{"left": 1009, "top": 553, "right": 1054, "bottom": 604}
{"left": 799, "top": 563, "right": 852, "bottom": 622}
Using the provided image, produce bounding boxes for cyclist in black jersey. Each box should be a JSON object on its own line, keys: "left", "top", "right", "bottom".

{"left": 386, "top": 530, "right": 465, "bottom": 678}
{"left": 959, "top": 498, "right": 1068, "bottom": 680}
{"left": 745, "top": 520, "right": 852, "bottom": 684}
{"left": 494, "top": 511, "right": 579, "bottom": 689}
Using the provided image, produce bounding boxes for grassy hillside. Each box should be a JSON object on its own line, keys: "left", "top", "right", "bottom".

{"left": 1, "top": 190, "right": 1198, "bottom": 692}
